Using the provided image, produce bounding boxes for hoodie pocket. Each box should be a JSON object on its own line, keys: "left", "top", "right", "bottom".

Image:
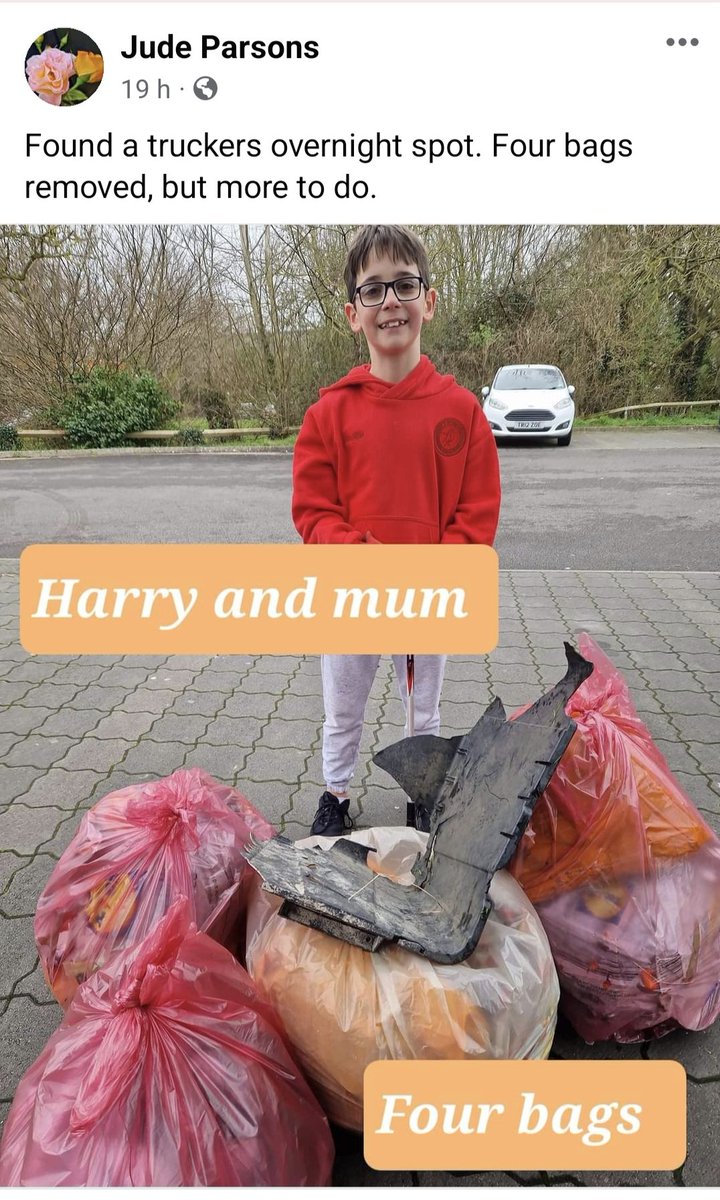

{"left": 356, "top": 516, "right": 439, "bottom": 544}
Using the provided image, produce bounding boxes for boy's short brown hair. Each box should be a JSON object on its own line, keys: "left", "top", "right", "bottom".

{"left": 344, "top": 225, "right": 431, "bottom": 301}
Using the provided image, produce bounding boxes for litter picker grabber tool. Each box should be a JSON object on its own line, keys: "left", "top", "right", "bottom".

{"left": 405, "top": 654, "right": 415, "bottom": 736}
{"left": 405, "top": 654, "right": 415, "bottom": 826}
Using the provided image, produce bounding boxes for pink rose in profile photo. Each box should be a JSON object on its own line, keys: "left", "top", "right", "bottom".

{"left": 26, "top": 47, "right": 76, "bottom": 106}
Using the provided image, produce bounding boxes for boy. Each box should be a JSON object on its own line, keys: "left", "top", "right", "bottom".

{"left": 292, "top": 225, "right": 501, "bottom": 836}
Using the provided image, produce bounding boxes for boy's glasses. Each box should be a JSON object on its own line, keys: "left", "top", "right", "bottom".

{"left": 353, "top": 276, "right": 426, "bottom": 307}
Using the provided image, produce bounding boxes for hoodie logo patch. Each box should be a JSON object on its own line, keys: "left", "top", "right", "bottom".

{"left": 434, "top": 418, "right": 466, "bottom": 457}
{"left": 344, "top": 430, "right": 365, "bottom": 443}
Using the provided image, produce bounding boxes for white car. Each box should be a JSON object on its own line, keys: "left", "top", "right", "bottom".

{"left": 481, "top": 364, "right": 575, "bottom": 446}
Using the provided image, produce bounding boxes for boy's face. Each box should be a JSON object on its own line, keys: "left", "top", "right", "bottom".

{"left": 345, "top": 252, "right": 437, "bottom": 368}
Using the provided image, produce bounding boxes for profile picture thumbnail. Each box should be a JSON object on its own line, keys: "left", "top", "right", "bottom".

{"left": 25, "top": 28, "right": 104, "bottom": 107}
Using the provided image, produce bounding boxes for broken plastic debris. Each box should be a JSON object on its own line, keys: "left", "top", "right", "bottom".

{"left": 245, "top": 644, "right": 592, "bottom": 964}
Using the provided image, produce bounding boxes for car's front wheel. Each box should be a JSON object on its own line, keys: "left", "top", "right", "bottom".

{"left": 557, "top": 430, "right": 573, "bottom": 447}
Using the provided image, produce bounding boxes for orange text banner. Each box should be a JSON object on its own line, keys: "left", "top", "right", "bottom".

{"left": 20, "top": 544, "right": 498, "bottom": 655}
{"left": 364, "top": 1060, "right": 686, "bottom": 1171}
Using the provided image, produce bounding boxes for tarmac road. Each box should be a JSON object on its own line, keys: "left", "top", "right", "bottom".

{"left": 1, "top": 428, "right": 719, "bottom": 570}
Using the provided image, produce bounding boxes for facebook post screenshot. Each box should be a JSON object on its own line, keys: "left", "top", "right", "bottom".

{"left": 0, "top": 0, "right": 718, "bottom": 1191}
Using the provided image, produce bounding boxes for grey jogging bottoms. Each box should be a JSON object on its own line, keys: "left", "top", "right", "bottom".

{"left": 320, "top": 653, "right": 447, "bottom": 795}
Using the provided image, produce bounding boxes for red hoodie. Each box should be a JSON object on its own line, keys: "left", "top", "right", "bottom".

{"left": 292, "top": 355, "right": 501, "bottom": 545}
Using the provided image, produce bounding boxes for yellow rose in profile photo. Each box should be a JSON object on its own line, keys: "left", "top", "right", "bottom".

{"left": 73, "top": 50, "right": 104, "bottom": 83}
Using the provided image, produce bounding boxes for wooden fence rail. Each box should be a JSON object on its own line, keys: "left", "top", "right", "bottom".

{"left": 11, "top": 407, "right": 718, "bottom": 443}
{"left": 604, "top": 401, "right": 720, "bottom": 418}
{"left": 15, "top": 427, "right": 302, "bottom": 442}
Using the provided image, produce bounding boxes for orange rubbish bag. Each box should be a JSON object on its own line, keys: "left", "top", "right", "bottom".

{"left": 247, "top": 828, "right": 559, "bottom": 1130}
{"left": 510, "top": 634, "right": 720, "bottom": 1042}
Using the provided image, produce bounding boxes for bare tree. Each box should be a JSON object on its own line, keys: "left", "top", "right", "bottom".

{"left": 2, "top": 223, "right": 718, "bottom": 428}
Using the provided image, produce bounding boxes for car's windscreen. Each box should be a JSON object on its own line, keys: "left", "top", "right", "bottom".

{"left": 494, "top": 367, "right": 564, "bottom": 390}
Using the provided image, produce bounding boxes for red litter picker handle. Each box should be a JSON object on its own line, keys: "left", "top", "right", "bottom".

{"left": 405, "top": 655, "right": 416, "bottom": 827}
{"left": 406, "top": 654, "right": 415, "bottom": 737}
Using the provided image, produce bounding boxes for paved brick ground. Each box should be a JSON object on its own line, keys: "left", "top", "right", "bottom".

{"left": 1, "top": 558, "right": 719, "bottom": 1186}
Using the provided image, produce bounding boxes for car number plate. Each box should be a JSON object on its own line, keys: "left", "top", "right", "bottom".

{"left": 514, "top": 421, "right": 544, "bottom": 430}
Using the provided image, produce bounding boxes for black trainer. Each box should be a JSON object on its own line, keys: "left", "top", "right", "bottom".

{"left": 310, "top": 791, "right": 353, "bottom": 837}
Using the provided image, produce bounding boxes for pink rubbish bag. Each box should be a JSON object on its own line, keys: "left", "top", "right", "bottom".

{"left": 510, "top": 634, "right": 720, "bottom": 1043}
{"left": 0, "top": 899, "right": 334, "bottom": 1186}
{"left": 35, "top": 768, "right": 274, "bottom": 1007}
{"left": 536, "top": 842, "right": 720, "bottom": 1043}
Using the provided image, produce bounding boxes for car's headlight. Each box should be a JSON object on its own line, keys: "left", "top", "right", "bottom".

{"left": 487, "top": 397, "right": 507, "bottom": 410}
{"left": 555, "top": 395, "right": 574, "bottom": 409}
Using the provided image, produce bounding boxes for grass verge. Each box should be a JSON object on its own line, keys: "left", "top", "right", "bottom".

{"left": 576, "top": 410, "right": 718, "bottom": 429}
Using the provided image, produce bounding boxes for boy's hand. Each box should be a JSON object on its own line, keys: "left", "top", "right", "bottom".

{"left": 363, "top": 531, "right": 382, "bottom": 544}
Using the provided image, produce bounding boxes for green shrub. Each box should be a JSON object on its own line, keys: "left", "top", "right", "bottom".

{"left": 0, "top": 423, "right": 20, "bottom": 451}
{"left": 178, "top": 426, "right": 205, "bottom": 446}
{"left": 61, "top": 369, "right": 180, "bottom": 448}
{"left": 32, "top": 403, "right": 65, "bottom": 427}
{"left": 196, "top": 388, "right": 236, "bottom": 429}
